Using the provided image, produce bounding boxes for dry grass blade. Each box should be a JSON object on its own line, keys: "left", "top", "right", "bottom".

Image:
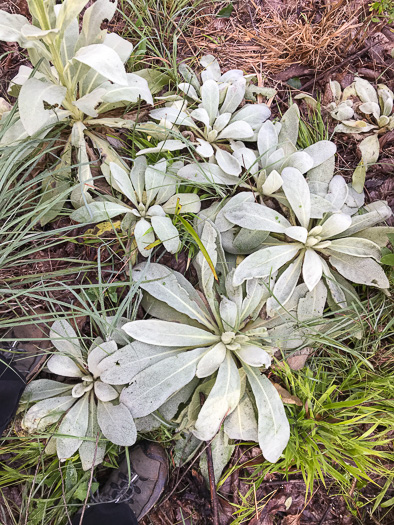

{"left": 179, "top": 0, "right": 369, "bottom": 73}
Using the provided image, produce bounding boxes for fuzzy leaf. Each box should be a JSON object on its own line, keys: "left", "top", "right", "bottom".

{"left": 302, "top": 249, "right": 323, "bottom": 291}
{"left": 223, "top": 393, "right": 258, "bottom": 441}
{"left": 297, "top": 280, "right": 327, "bottom": 322}
{"left": 352, "top": 226, "right": 394, "bottom": 247}
{"left": 303, "top": 141, "right": 336, "bottom": 168}
{"left": 94, "top": 381, "right": 119, "bottom": 402}
{"left": 215, "top": 192, "right": 255, "bottom": 233}
{"left": 285, "top": 226, "right": 308, "bottom": 243}
{"left": 19, "top": 78, "right": 66, "bottom": 136}
{"left": 231, "top": 104, "right": 271, "bottom": 129}
{"left": 50, "top": 320, "right": 82, "bottom": 360}
{"left": 236, "top": 344, "right": 271, "bottom": 368}
{"left": 150, "top": 107, "right": 196, "bottom": 127}
{"left": 343, "top": 201, "right": 392, "bottom": 237}
{"left": 55, "top": 0, "right": 90, "bottom": 33}
{"left": 71, "top": 201, "right": 131, "bottom": 223}
{"left": 190, "top": 107, "right": 210, "bottom": 128}
{"left": 134, "top": 217, "right": 155, "bottom": 257}
{"left": 177, "top": 162, "right": 239, "bottom": 185}
{"left": 354, "top": 78, "right": 379, "bottom": 105}
{"left": 47, "top": 355, "right": 85, "bottom": 378}
{"left": 328, "top": 253, "right": 389, "bottom": 288}
{"left": 0, "top": 10, "right": 30, "bottom": 44}
{"left": 233, "top": 245, "right": 301, "bottom": 286}
{"left": 144, "top": 160, "right": 167, "bottom": 207}
{"left": 244, "top": 366, "right": 290, "bottom": 462}
{"left": 74, "top": 44, "right": 128, "bottom": 86}
{"left": 194, "top": 220, "right": 219, "bottom": 309}
{"left": 194, "top": 352, "right": 241, "bottom": 441}
{"left": 97, "top": 401, "right": 137, "bottom": 446}
{"left": 76, "top": 0, "right": 117, "bottom": 49}
{"left": 267, "top": 254, "right": 303, "bottom": 314}
{"left": 200, "top": 428, "right": 234, "bottom": 484}
{"left": 359, "top": 134, "right": 380, "bottom": 167}
{"left": 215, "top": 148, "right": 242, "bottom": 176}
{"left": 57, "top": 395, "right": 89, "bottom": 460}
{"left": 283, "top": 151, "right": 314, "bottom": 174}
{"left": 217, "top": 121, "right": 254, "bottom": 140}
{"left": 196, "top": 342, "right": 227, "bottom": 378}
{"left": 328, "top": 237, "right": 381, "bottom": 260}
{"left": 79, "top": 397, "right": 106, "bottom": 471}
{"left": 122, "top": 320, "right": 219, "bottom": 347}
{"left": 151, "top": 215, "right": 180, "bottom": 254}
{"left": 120, "top": 348, "right": 205, "bottom": 417}
{"left": 22, "top": 396, "right": 75, "bottom": 432}
{"left": 262, "top": 170, "right": 283, "bottom": 195}
{"left": 178, "top": 82, "right": 200, "bottom": 101}
{"left": 226, "top": 202, "right": 291, "bottom": 233}
{"left": 320, "top": 213, "right": 352, "bottom": 239}
{"left": 258, "top": 120, "right": 278, "bottom": 164}
{"left": 22, "top": 380, "right": 73, "bottom": 403}
{"left": 109, "top": 163, "right": 137, "bottom": 205}
{"left": 98, "top": 342, "right": 180, "bottom": 385}
{"left": 281, "top": 167, "right": 311, "bottom": 228}
{"left": 196, "top": 138, "right": 214, "bottom": 157}
{"left": 278, "top": 103, "right": 299, "bottom": 155}
{"left": 88, "top": 340, "right": 118, "bottom": 379}
{"left": 162, "top": 193, "right": 201, "bottom": 214}
{"left": 132, "top": 263, "right": 212, "bottom": 328}
{"left": 220, "top": 78, "right": 246, "bottom": 114}
{"left": 220, "top": 297, "right": 238, "bottom": 330}
{"left": 201, "top": 79, "right": 219, "bottom": 126}
{"left": 200, "top": 55, "right": 221, "bottom": 82}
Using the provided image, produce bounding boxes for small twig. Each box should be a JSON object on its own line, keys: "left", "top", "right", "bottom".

{"left": 79, "top": 432, "right": 100, "bottom": 525}
{"left": 58, "top": 464, "right": 73, "bottom": 525}
{"left": 23, "top": 444, "right": 47, "bottom": 525}
{"left": 163, "top": 411, "right": 230, "bottom": 504}
{"left": 200, "top": 392, "right": 219, "bottom": 525}
{"left": 247, "top": 3, "right": 259, "bottom": 34}
{"left": 317, "top": 504, "right": 331, "bottom": 525}
{"left": 302, "top": 42, "right": 375, "bottom": 91}
{"left": 253, "top": 482, "right": 259, "bottom": 520}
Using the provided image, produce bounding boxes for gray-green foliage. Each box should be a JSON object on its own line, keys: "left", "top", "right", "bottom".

{"left": 21, "top": 319, "right": 138, "bottom": 470}
{"left": 137, "top": 55, "right": 277, "bottom": 181}
{"left": 70, "top": 155, "right": 201, "bottom": 256}
{"left": 112, "top": 222, "right": 332, "bottom": 472}
{"left": 297, "top": 78, "right": 393, "bottom": 193}
{"left": 176, "top": 101, "right": 335, "bottom": 189}
{"left": 0, "top": 0, "right": 153, "bottom": 214}
{"left": 224, "top": 167, "right": 392, "bottom": 311}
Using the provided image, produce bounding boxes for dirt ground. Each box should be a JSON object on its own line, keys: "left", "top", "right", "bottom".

{"left": 0, "top": 0, "right": 393, "bottom": 524}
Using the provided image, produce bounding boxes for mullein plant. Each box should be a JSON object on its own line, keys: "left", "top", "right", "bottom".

{"left": 20, "top": 220, "right": 323, "bottom": 472}
{"left": 70, "top": 155, "right": 201, "bottom": 257}
{"left": 221, "top": 167, "right": 392, "bottom": 312}
{"left": 137, "top": 54, "right": 278, "bottom": 183}
{"left": 20, "top": 319, "right": 137, "bottom": 470}
{"left": 297, "top": 77, "right": 394, "bottom": 192}
{"left": 0, "top": 0, "right": 153, "bottom": 216}
{"left": 100, "top": 221, "right": 331, "bottom": 471}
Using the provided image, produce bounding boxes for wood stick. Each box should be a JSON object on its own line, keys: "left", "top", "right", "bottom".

{"left": 302, "top": 42, "right": 375, "bottom": 91}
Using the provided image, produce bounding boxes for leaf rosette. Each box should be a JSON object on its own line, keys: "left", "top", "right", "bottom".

{"left": 176, "top": 103, "right": 336, "bottom": 192}
{"left": 137, "top": 55, "right": 277, "bottom": 182}
{"left": 0, "top": 0, "right": 154, "bottom": 215}
{"left": 70, "top": 155, "right": 201, "bottom": 256}
{"left": 112, "top": 222, "right": 298, "bottom": 464}
{"left": 223, "top": 167, "right": 392, "bottom": 311}
{"left": 21, "top": 319, "right": 138, "bottom": 470}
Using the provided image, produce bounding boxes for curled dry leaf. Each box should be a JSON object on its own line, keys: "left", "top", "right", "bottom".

{"left": 273, "top": 384, "right": 303, "bottom": 407}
